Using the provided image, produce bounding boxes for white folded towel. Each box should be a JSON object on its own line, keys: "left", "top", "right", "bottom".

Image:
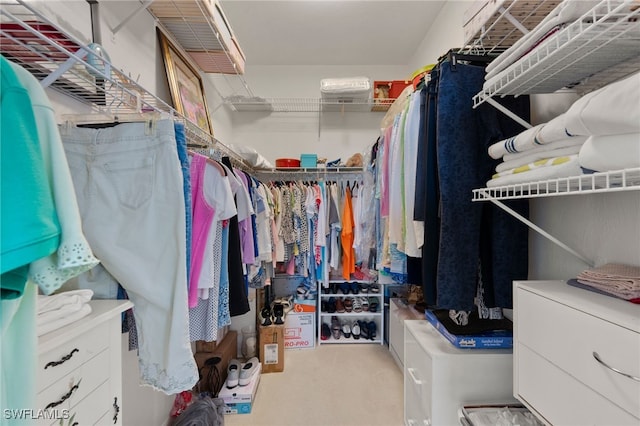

{"left": 37, "top": 303, "right": 92, "bottom": 336}
{"left": 487, "top": 155, "right": 582, "bottom": 187}
{"left": 488, "top": 121, "right": 586, "bottom": 159}
{"left": 37, "top": 289, "right": 93, "bottom": 315}
{"left": 492, "top": 155, "right": 577, "bottom": 179}
{"left": 502, "top": 134, "right": 585, "bottom": 162}
{"left": 578, "top": 133, "right": 640, "bottom": 172}
{"left": 496, "top": 145, "right": 582, "bottom": 172}
{"left": 485, "top": 0, "right": 600, "bottom": 78}
{"left": 565, "top": 72, "right": 640, "bottom": 136}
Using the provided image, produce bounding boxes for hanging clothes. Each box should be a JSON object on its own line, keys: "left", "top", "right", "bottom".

{"left": 1, "top": 57, "right": 98, "bottom": 425}
{"left": 221, "top": 156, "right": 250, "bottom": 317}
{"left": 341, "top": 186, "right": 356, "bottom": 280}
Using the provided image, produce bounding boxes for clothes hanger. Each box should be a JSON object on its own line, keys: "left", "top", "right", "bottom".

{"left": 60, "top": 111, "right": 166, "bottom": 135}
{"left": 188, "top": 149, "right": 225, "bottom": 176}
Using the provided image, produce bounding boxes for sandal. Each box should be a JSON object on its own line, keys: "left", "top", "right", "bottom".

{"left": 352, "top": 297, "right": 362, "bottom": 313}
{"left": 335, "top": 297, "right": 345, "bottom": 313}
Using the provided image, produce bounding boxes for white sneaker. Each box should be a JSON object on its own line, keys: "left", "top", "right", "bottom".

{"left": 238, "top": 357, "right": 260, "bottom": 386}
{"left": 226, "top": 359, "right": 241, "bottom": 389}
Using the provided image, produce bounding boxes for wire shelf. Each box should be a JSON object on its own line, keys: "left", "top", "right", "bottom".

{"left": 0, "top": 0, "right": 254, "bottom": 172}
{"left": 225, "top": 96, "right": 394, "bottom": 113}
{"left": 255, "top": 167, "right": 364, "bottom": 182}
{"left": 474, "top": 0, "right": 640, "bottom": 107}
{"left": 463, "top": 0, "right": 563, "bottom": 55}
{"left": 472, "top": 168, "right": 640, "bottom": 201}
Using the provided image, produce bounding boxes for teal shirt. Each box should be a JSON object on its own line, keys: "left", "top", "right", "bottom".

{"left": 0, "top": 55, "right": 60, "bottom": 299}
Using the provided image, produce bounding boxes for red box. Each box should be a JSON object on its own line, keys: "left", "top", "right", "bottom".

{"left": 388, "top": 80, "right": 412, "bottom": 98}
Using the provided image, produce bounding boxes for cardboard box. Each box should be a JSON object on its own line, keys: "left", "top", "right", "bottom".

{"left": 218, "top": 364, "right": 261, "bottom": 415}
{"left": 195, "top": 340, "right": 217, "bottom": 353}
{"left": 425, "top": 310, "right": 513, "bottom": 349}
{"left": 193, "top": 330, "right": 238, "bottom": 395}
{"left": 284, "top": 312, "right": 315, "bottom": 350}
{"left": 258, "top": 324, "right": 284, "bottom": 373}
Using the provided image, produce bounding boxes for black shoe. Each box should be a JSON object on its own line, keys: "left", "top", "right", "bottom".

{"left": 259, "top": 307, "right": 272, "bottom": 326}
{"left": 273, "top": 304, "right": 285, "bottom": 324}
{"left": 321, "top": 323, "right": 331, "bottom": 340}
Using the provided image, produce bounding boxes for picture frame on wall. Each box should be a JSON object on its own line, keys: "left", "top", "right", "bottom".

{"left": 157, "top": 29, "right": 213, "bottom": 136}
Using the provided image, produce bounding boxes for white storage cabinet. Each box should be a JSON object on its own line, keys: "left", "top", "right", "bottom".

{"left": 514, "top": 280, "right": 640, "bottom": 425}
{"left": 36, "top": 300, "right": 132, "bottom": 426}
{"left": 404, "top": 320, "right": 517, "bottom": 426}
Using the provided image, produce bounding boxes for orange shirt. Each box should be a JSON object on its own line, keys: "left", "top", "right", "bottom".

{"left": 341, "top": 187, "right": 356, "bottom": 280}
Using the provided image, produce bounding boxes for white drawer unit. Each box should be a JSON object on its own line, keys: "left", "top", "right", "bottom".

{"left": 389, "top": 298, "right": 424, "bottom": 370}
{"left": 37, "top": 300, "right": 132, "bottom": 426}
{"left": 514, "top": 280, "right": 640, "bottom": 425}
{"left": 404, "top": 320, "right": 516, "bottom": 426}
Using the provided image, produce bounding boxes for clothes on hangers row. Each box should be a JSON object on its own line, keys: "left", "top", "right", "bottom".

{"left": 374, "top": 56, "right": 531, "bottom": 312}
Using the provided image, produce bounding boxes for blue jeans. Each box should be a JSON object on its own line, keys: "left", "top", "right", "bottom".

{"left": 173, "top": 122, "right": 191, "bottom": 289}
{"left": 435, "top": 61, "right": 530, "bottom": 310}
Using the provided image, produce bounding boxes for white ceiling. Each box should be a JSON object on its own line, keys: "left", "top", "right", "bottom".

{"left": 220, "top": 0, "right": 446, "bottom": 66}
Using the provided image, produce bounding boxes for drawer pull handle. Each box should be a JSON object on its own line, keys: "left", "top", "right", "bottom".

{"left": 113, "top": 396, "right": 120, "bottom": 424}
{"left": 593, "top": 352, "right": 640, "bottom": 382}
{"left": 407, "top": 367, "right": 423, "bottom": 385}
{"left": 44, "top": 348, "right": 79, "bottom": 369}
{"left": 45, "top": 381, "right": 80, "bottom": 410}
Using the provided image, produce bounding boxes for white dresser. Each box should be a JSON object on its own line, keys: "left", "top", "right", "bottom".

{"left": 514, "top": 280, "right": 640, "bottom": 425}
{"left": 37, "top": 300, "right": 132, "bottom": 426}
{"left": 404, "top": 320, "right": 516, "bottom": 426}
{"left": 389, "top": 298, "right": 424, "bottom": 369}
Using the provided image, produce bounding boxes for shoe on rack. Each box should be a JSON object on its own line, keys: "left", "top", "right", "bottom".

{"left": 335, "top": 297, "right": 345, "bottom": 313}
{"left": 342, "top": 322, "right": 352, "bottom": 339}
{"left": 350, "top": 282, "right": 361, "bottom": 294}
{"left": 343, "top": 297, "right": 353, "bottom": 313}
{"left": 238, "top": 357, "right": 260, "bottom": 386}
{"left": 367, "top": 321, "right": 377, "bottom": 341}
{"left": 321, "top": 323, "right": 331, "bottom": 340}
{"left": 368, "top": 297, "right": 379, "bottom": 313}
{"left": 359, "top": 283, "right": 369, "bottom": 293}
{"left": 327, "top": 297, "right": 337, "bottom": 313}
{"left": 272, "top": 303, "right": 285, "bottom": 325}
{"left": 358, "top": 320, "right": 369, "bottom": 340}
{"left": 352, "top": 297, "right": 362, "bottom": 313}
{"left": 352, "top": 321, "right": 361, "bottom": 340}
{"left": 369, "top": 284, "right": 380, "bottom": 293}
{"left": 331, "top": 316, "right": 341, "bottom": 339}
{"left": 226, "top": 359, "right": 241, "bottom": 388}
{"left": 361, "top": 297, "right": 369, "bottom": 312}
{"left": 259, "top": 306, "right": 272, "bottom": 326}
{"left": 330, "top": 282, "right": 339, "bottom": 294}
{"left": 339, "top": 282, "right": 351, "bottom": 295}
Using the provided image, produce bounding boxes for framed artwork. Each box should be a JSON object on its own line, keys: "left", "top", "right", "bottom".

{"left": 158, "top": 29, "right": 213, "bottom": 135}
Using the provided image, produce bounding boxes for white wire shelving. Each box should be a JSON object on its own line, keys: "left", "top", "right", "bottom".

{"left": 472, "top": 168, "right": 640, "bottom": 201}
{"left": 254, "top": 167, "right": 364, "bottom": 182}
{"left": 225, "top": 96, "right": 393, "bottom": 113}
{"left": 462, "top": 0, "right": 563, "bottom": 55}
{"left": 474, "top": 0, "right": 640, "bottom": 108}
{"left": 0, "top": 0, "right": 254, "bottom": 173}
{"left": 472, "top": 168, "right": 640, "bottom": 267}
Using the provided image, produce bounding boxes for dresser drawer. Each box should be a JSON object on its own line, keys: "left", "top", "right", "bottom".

{"left": 518, "top": 288, "right": 640, "bottom": 418}
{"left": 37, "top": 348, "right": 110, "bottom": 417}
{"left": 517, "top": 344, "right": 639, "bottom": 426}
{"left": 38, "top": 320, "right": 109, "bottom": 391}
{"left": 47, "top": 381, "right": 112, "bottom": 426}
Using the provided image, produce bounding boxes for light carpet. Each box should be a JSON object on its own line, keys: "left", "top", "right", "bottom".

{"left": 224, "top": 344, "right": 404, "bottom": 426}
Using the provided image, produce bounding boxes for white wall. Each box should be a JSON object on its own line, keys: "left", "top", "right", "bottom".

{"left": 229, "top": 64, "right": 409, "bottom": 163}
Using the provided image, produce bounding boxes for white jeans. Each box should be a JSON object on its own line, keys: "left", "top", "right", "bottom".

{"left": 62, "top": 120, "right": 198, "bottom": 394}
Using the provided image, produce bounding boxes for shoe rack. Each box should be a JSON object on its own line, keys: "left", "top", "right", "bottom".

{"left": 318, "top": 280, "right": 384, "bottom": 345}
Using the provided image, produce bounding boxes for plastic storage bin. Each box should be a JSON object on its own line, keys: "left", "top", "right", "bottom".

{"left": 300, "top": 154, "right": 317, "bottom": 168}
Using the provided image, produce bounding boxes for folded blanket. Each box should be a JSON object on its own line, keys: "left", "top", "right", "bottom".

{"left": 37, "top": 302, "right": 86, "bottom": 327}
{"left": 487, "top": 155, "right": 582, "bottom": 187}
{"left": 488, "top": 119, "right": 586, "bottom": 159}
{"left": 576, "top": 263, "right": 640, "bottom": 300}
{"left": 485, "top": 0, "right": 600, "bottom": 78}
{"left": 497, "top": 144, "right": 582, "bottom": 172}
{"left": 502, "top": 133, "right": 585, "bottom": 162}
{"left": 37, "top": 289, "right": 93, "bottom": 315}
{"left": 567, "top": 278, "right": 640, "bottom": 303}
{"left": 492, "top": 155, "right": 576, "bottom": 179}
{"left": 565, "top": 72, "right": 640, "bottom": 136}
{"left": 37, "top": 303, "right": 92, "bottom": 336}
{"left": 578, "top": 133, "right": 640, "bottom": 172}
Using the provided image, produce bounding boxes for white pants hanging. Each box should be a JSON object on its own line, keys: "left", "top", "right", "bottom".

{"left": 61, "top": 120, "right": 198, "bottom": 394}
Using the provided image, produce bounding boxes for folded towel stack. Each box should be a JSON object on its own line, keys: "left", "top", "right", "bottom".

{"left": 486, "top": 71, "right": 640, "bottom": 187}
{"left": 576, "top": 263, "right": 640, "bottom": 302}
{"left": 37, "top": 289, "right": 94, "bottom": 336}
